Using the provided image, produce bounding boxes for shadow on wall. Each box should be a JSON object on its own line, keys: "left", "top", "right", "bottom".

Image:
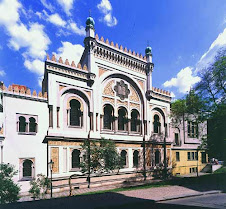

{"left": 0, "top": 192, "right": 208, "bottom": 209}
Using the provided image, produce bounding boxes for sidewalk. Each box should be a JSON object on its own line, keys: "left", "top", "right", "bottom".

{"left": 19, "top": 179, "right": 221, "bottom": 203}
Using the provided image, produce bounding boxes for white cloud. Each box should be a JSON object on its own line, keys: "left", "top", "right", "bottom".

{"left": 24, "top": 59, "right": 44, "bottom": 76}
{"left": 103, "top": 13, "right": 117, "bottom": 27}
{"left": 57, "top": 0, "right": 74, "bottom": 16}
{"left": 163, "top": 67, "right": 201, "bottom": 94}
{"left": 48, "top": 13, "right": 66, "bottom": 27}
{"left": 97, "top": 0, "right": 118, "bottom": 27}
{"left": 55, "top": 42, "right": 84, "bottom": 64}
{"left": 69, "top": 22, "right": 86, "bottom": 36}
{"left": 38, "top": 76, "right": 44, "bottom": 87}
{"left": 0, "top": 0, "right": 51, "bottom": 84}
{"left": 8, "top": 23, "right": 50, "bottom": 60}
{"left": 170, "top": 92, "right": 176, "bottom": 98}
{"left": 0, "top": 70, "right": 6, "bottom": 77}
{"left": 0, "top": 0, "right": 21, "bottom": 26}
{"left": 97, "top": 0, "right": 112, "bottom": 14}
{"left": 40, "top": 0, "right": 54, "bottom": 12}
{"left": 36, "top": 10, "right": 85, "bottom": 36}
{"left": 196, "top": 28, "right": 226, "bottom": 72}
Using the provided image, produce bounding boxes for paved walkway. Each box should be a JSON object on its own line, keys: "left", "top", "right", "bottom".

{"left": 19, "top": 179, "right": 160, "bottom": 202}
{"left": 19, "top": 178, "right": 220, "bottom": 203}
{"left": 5, "top": 184, "right": 221, "bottom": 209}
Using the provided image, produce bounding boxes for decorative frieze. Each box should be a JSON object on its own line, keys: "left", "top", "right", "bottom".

{"left": 103, "top": 80, "right": 115, "bottom": 96}
{"left": 114, "top": 80, "right": 130, "bottom": 100}
{"left": 99, "top": 67, "right": 109, "bottom": 77}
{"left": 48, "top": 141, "right": 82, "bottom": 146}
{"left": 102, "top": 97, "right": 114, "bottom": 106}
{"left": 130, "top": 102, "right": 140, "bottom": 110}
{"left": 0, "top": 84, "right": 47, "bottom": 101}
{"left": 136, "top": 79, "right": 145, "bottom": 91}
{"left": 129, "top": 86, "right": 139, "bottom": 102}
{"left": 115, "top": 143, "right": 141, "bottom": 148}
{"left": 94, "top": 35, "right": 147, "bottom": 75}
{"left": 51, "top": 147, "right": 59, "bottom": 173}
{"left": 117, "top": 99, "right": 128, "bottom": 108}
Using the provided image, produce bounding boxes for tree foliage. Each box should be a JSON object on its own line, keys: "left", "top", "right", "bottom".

{"left": 80, "top": 138, "right": 123, "bottom": 174}
{"left": 0, "top": 163, "right": 20, "bottom": 204}
{"left": 195, "top": 50, "right": 226, "bottom": 110}
{"left": 194, "top": 49, "right": 226, "bottom": 159}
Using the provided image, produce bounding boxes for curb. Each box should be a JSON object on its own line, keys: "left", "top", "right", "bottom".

{"left": 156, "top": 190, "right": 222, "bottom": 202}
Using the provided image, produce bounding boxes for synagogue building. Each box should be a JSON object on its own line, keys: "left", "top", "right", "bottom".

{"left": 0, "top": 16, "right": 207, "bottom": 194}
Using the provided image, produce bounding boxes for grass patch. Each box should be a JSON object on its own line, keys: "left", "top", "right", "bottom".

{"left": 77, "top": 181, "right": 171, "bottom": 196}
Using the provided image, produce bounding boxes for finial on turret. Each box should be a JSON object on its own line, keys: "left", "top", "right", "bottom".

{"left": 85, "top": 13, "right": 95, "bottom": 38}
{"left": 145, "top": 42, "right": 152, "bottom": 63}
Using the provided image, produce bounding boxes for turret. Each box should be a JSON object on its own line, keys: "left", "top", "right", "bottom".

{"left": 145, "top": 46, "right": 154, "bottom": 91}
{"left": 86, "top": 16, "right": 95, "bottom": 38}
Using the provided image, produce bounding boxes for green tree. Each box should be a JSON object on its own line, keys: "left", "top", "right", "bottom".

{"left": 195, "top": 49, "right": 226, "bottom": 161}
{"left": 0, "top": 163, "right": 20, "bottom": 204}
{"left": 80, "top": 138, "right": 122, "bottom": 174}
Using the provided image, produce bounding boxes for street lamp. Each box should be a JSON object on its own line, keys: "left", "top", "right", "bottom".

{"left": 48, "top": 159, "right": 54, "bottom": 198}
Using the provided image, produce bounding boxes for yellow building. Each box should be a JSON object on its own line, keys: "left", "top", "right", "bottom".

{"left": 170, "top": 120, "right": 208, "bottom": 175}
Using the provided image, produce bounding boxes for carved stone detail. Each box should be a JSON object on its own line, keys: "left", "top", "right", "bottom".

{"left": 103, "top": 80, "right": 114, "bottom": 96}
{"left": 129, "top": 86, "right": 139, "bottom": 102}
{"left": 114, "top": 80, "right": 130, "bottom": 100}
{"left": 59, "top": 85, "right": 66, "bottom": 91}
{"left": 99, "top": 68, "right": 108, "bottom": 77}
{"left": 102, "top": 97, "right": 114, "bottom": 106}
{"left": 51, "top": 147, "right": 59, "bottom": 173}
{"left": 130, "top": 103, "right": 140, "bottom": 109}
{"left": 117, "top": 99, "right": 128, "bottom": 107}
{"left": 137, "top": 79, "right": 145, "bottom": 91}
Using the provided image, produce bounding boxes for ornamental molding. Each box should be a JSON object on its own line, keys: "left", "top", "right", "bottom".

{"left": 114, "top": 80, "right": 130, "bottom": 100}
{"left": 129, "top": 86, "right": 139, "bottom": 102}
{"left": 102, "top": 97, "right": 114, "bottom": 106}
{"left": 117, "top": 99, "right": 128, "bottom": 108}
{"left": 103, "top": 80, "right": 115, "bottom": 96}
{"left": 130, "top": 103, "right": 140, "bottom": 110}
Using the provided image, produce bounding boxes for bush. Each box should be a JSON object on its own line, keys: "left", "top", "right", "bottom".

{"left": 0, "top": 163, "right": 20, "bottom": 204}
{"left": 29, "top": 174, "right": 50, "bottom": 199}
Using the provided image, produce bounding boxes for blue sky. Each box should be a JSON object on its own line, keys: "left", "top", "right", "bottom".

{"left": 0, "top": 0, "right": 226, "bottom": 98}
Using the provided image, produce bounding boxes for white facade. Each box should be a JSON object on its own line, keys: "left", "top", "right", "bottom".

{"left": 0, "top": 17, "right": 206, "bottom": 193}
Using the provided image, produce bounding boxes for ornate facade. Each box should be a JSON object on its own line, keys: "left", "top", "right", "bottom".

{"left": 0, "top": 16, "right": 207, "bottom": 194}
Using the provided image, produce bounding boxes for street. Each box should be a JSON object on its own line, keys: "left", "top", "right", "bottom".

{"left": 161, "top": 193, "right": 226, "bottom": 209}
{"left": 0, "top": 186, "right": 222, "bottom": 209}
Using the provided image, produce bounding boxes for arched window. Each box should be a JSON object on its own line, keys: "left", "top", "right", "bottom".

{"left": 29, "top": 117, "right": 36, "bottom": 132}
{"left": 133, "top": 150, "right": 139, "bottom": 168}
{"left": 19, "top": 116, "right": 26, "bottom": 132}
{"left": 155, "top": 150, "right": 161, "bottom": 165}
{"left": 153, "top": 114, "right": 161, "bottom": 133}
{"left": 131, "top": 110, "right": 140, "bottom": 132}
{"left": 69, "top": 99, "right": 82, "bottom": 126}
{"left": 121, "top": 150, "right": 127, "bottom": 167}
{"left": 118, "top": 108, "right": 127, "bottom": 131}
{"left": 23, "top": 159, "right": 33, "bottom": 177}
{"left": 103, "top": 104, "right": 114, "bottom": 130}
{"left": 72, "top": 149, "right": 80, "bottom": 168}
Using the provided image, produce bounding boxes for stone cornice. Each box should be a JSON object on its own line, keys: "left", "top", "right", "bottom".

{"left": 45, "top": 60, "right": 96, "bottom": 85}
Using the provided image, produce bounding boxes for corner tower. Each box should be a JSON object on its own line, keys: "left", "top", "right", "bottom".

{"left": 86, "top": 16, "right": 95, "bottom": 38}
{"left": 145, "top": 46, "right": 154, "bottom": 91}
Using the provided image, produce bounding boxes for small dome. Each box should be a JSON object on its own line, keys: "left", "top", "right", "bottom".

{"left": 86, "top": 16, "right": 95, "bottom": 28}
{"left": 145, "top": 46, "right": 152, "bottom": 55}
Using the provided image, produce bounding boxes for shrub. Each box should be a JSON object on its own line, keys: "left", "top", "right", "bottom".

{"left": 0, "top": 163, "right": 20, "bottom": 204}
{"left": 29, "top": 174, "right": 50, "bottom": 199}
